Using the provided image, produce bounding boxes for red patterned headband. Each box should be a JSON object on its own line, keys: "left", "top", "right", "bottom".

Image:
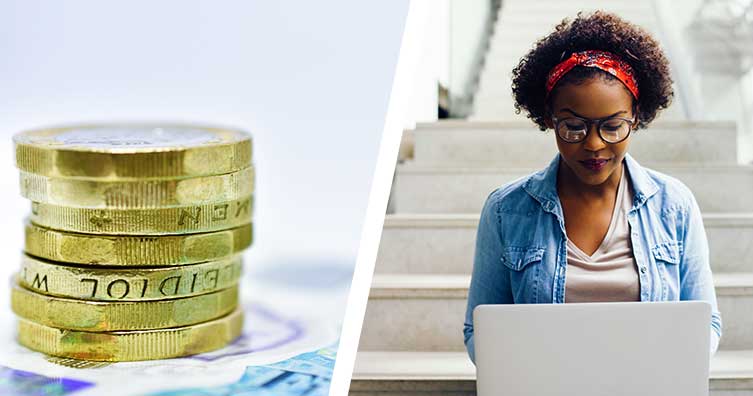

{"left": 545, "top": 50, "right": 639, "bottom": 99}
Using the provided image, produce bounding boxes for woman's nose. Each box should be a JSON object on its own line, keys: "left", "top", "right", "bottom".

{"left": 582, "top": 123, "right": 607, "bottom": 151}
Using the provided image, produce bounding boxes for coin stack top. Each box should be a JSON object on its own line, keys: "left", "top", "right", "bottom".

{"left": 15, "top": 124, "right": 252, "bottom": 179}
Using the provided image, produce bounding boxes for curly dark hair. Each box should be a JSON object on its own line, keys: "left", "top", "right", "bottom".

{"left": 511, "top": 11, "right": 674, "bottom": 131}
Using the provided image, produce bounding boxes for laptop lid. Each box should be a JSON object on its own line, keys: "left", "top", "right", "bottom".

{"left": 474, "top": 301, "right": 711, "bottom": 396}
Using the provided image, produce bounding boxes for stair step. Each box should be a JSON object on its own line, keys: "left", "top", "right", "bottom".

{"left": 360, "top": 274, "right": 753, "bottom": 352}
{"left": 377, "top": 213, "right": 753, "bottom": 275}
{"left": 411, "top": 121, "right": 738, "bottom": 166}
{"left": 393, "top": 164, "right": 753, "bottom": 213}
{"left": 350, "top": 351, "right": 753, "bottom": 395}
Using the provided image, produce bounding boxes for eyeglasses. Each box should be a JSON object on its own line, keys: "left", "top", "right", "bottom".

{"left": 552, "top": 115, "right": 636, "bottom": 144}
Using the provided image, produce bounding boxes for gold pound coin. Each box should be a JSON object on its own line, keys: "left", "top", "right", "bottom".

{"left": 18, "top": 254, "right": 243, "bottom": 301}
{"left": 14, "top": 124, "right": 252, "bottom": 179}
{"left": 20, "top": 167, "right": 255, "bottom": 209}
{"left": 17, "top": 308, "right": 243, "bottom": 361}
{"left": 25, "top": 222, "right": 252, "bottom": 266}
{"left": 30, "top": 196, "right": 253, "bottom": 235}
{"left": 11, "top": 284, "right": 238, "bottom": 331}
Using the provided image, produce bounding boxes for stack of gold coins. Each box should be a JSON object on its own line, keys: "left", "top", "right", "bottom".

{"left": 10, "top": 124, "right": 253, "bottom": 362}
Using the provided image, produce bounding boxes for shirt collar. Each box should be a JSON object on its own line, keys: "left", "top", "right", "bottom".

{"left": 523, "top": 152, "right": 659, "bottom": 213}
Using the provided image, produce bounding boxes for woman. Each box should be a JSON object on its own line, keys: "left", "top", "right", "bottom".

{"left": 463, "top": 11, "right": 721, "bottom": 363}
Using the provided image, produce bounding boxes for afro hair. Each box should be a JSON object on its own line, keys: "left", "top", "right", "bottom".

{"left": 511, "top": 11, "right": 674, "bottom": 131}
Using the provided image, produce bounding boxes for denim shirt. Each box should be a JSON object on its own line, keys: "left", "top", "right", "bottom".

{"left": 463, "top": 153, "right": 722, "bottom": 363}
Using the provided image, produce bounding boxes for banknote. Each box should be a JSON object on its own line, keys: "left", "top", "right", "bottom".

{"left": 0, "top": 365, "right": 95, "bottom": 396}
{"left": 149, "top": 344, "right": 337, "bottom": 396}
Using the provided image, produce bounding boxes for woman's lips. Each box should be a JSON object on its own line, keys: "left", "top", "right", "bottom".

{"left": 579, "top": 158, "right": 610, "bottom": 171}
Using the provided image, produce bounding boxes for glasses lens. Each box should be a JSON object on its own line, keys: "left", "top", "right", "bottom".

{"left": 599, "top": 119, "right": 631, "bottom": 143}
{"left": 556, "top": 119, "right": 587, "bottom": 142}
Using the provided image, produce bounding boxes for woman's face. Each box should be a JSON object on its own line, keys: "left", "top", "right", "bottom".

{"left": 546, "top": 78, "right": 636, "bottom": 187}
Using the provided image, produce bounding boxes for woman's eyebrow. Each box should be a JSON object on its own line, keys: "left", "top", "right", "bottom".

{"left": 560, "top": 108, "right": 627, "bottom": 118}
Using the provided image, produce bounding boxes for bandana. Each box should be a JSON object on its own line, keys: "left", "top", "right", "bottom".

{"left": 545, "top": 50, "right": 639, "bottom": 99}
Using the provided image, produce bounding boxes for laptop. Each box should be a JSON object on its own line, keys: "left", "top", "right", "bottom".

{"left": 474, "top": 301, "right": 711, "bottom": 396}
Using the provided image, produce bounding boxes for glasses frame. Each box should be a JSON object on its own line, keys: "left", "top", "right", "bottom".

{"left": 551, "top": 114, "right": 637, "bottom": 144}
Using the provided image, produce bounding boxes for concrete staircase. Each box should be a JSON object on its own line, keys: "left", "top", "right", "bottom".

{"left": 351, "top": 2, "right": 753, "bottom": 394}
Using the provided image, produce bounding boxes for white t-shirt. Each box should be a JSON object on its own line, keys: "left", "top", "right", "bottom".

{"left": 565, "top": 163, "right": 641, "bottom": 303}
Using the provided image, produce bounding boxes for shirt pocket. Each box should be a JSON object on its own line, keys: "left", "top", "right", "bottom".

{"left": 500, "top": 246, "right": 546, "bottom": 271}
{"left": 500, "top": 246, "right": 546, "bottom": 303}
{"left": 652, "top": 240, "right": 682, "bottom": 300}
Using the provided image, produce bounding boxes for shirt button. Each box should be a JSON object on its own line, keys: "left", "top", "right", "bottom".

{"left": 640, "top": 267, "right": 647, "bottom": 274}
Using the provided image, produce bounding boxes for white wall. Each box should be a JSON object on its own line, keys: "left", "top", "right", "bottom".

{"left": 400, "top": 0, "right": 448, "bottom": 130}
{"left": 449, "top": 0, "right": 495, "bottom": 100}
{"left": 400, "top": 0, "right": 495, "bottom": 129}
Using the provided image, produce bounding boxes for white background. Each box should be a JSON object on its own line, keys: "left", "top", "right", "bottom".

{"left": 0, "top": 0, "right": 407, "bottom": 276}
